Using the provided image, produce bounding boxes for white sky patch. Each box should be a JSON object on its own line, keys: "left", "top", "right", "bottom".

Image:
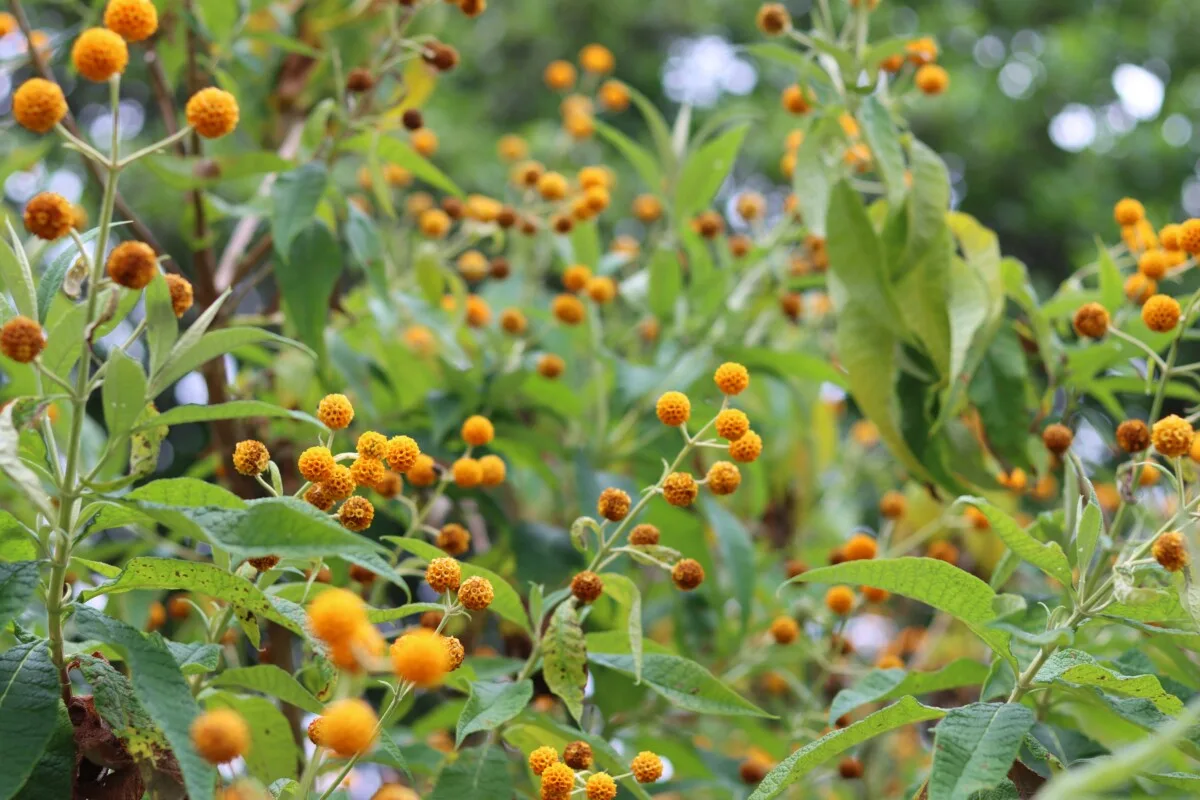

{"left": 1113, "top": 63, "right": 1164, "bottom": 121}
{"left": 1049, "top": 103, "right": 1096, "bottom": 152}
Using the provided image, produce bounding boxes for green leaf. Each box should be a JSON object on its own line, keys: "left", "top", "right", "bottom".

{"left": 102, "top": 349, "right": 147, "bottom": 443}
{"left": 749, "top": 697, "right": 946, "bottom": 799}
{"left": 276, "top": 222, "right": 342, "bottom": 362}
{"left": 0, "top": 561, "right": 40, "bottom": 631}
{"left": 209, "top": 664, "right": 324, "bottom": 714}
{"left": 414, "top": 246, "right": 444, "bottom": 305}
{"left": 929, "top": 703, "right": 1034, "bottom": 800}
{"left": 144, "top": 272, "right": 178, "bottom": 379}
{"left": 829, "top": 658, "right": 990, "bottom": 723}
{"left": 958, "top": 499, "right": 1072, "bottom": 586}
{"left": 700, "top": 497, "right": 754, "bottom": 635}
{"left": 0, "top": 404, "right": 54, "bottom": 520}
{"left": 427, "top": 746, "right": 510, "bottom": 800}
{"left": 825, "top": 181, "right": 897, "bottom": 331}
{"left": 12, "top": 701, "right": 73, "bottom": 800}
{"left": 543, "top": 602, "right": 587, "bottom": 723}
{"left": 1096, "top": 237, "right": 1123, "bottom": 311}
{"left": 73, "top": 606, "right": 215, "bottom": 800}
{"left": 858, "top": 95, "right": 906, "bottom": 205}
{"left": 383, "top": 538, "right": 529, "bottom": 632}
{"left": 966, "top": 326, "right": 1030, "bottom": 468}
{"left": 344, "top": 133, "right": 464, "bottom": 197}
{"left": 138, "top": 400, "right": 325, "bottom": 433}
{"left": 588, "top": 640, "right": 771, "bottom": 718}
{"left": 1034, "top": 649, "right": 1183, "bottom": 714}
{"left": 790, "top": 117, "right": 837, "bottom": 237}
{"left": 784, "top": 558, "right": 1014, "bottom": 667}
{"left": 0, "top": 641, "right": 61, "bottom": 800}
{"left": 625, "top": 84, "right": 675, "bottom": 174}
{"left": 90, "top": 477, "right": 244, "bottom": 531}
{"left": 0, "top": 225, "right": 36, "bottom": 320}
{"left": 1076, "top": 501, "right": 1102, "bottom": 574}
{"left": 149, "top": 326, "right": 314, "bottom": 397}
{"left": 647, "top": 246, "right": 681, "bottom": 320}
{"left": 674, "top": 123, "right": 747, "bottom": 220}
{"left": 35, "top": 237, "right": 83, "bottom": 324}
{"left": 167, "top": 641, "right": 222, "bottom": 675}
{"left": 568, "top": 220, "right": 601, "bottom": 270}
{"left": 599, "top": 573, "right": 643, "bottom": 684}
{"left": 455, "top": 680, "right": 533, "bottom": 745}
{"left": 80, "top": 557, "right": 303, "bottom": 635}
{"left": 903, "top": 139, "right": 951, "bottom": 272}
{"left": 271, "top": 163, "right": 328, "bottom": 257}
{"left": 593, "top": 120, "right": 661, "bottom": 192}
{"left": 206, "top": 693, "right": 301, "bottom": 786}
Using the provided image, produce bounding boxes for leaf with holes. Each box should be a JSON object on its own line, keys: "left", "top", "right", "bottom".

{"left": 1034, "top": 649, "right": 1183, "bottom": 714}
{"left": 542, "top": 602, "right": 587, "bottom": 723}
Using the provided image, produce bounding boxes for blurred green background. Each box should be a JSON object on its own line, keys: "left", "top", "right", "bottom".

{"left": 3, "top": 0, "right": 1200, "bottom": 295}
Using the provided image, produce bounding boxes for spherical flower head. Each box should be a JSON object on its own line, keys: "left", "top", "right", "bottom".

{"left": 307, "top": 587, "right": 368, "bottom": 646}
{"left": 540, "top": 762, "right": 575, "bottom": 799}
{"left": 183, "top": 86, "right": 240, "bottom": 138}
{"left": 544, "top": 60, "right": 577, "bottom": 91}
{"left": 1072, "top": 302, "right": 1109, "bottom": 339}
{"left": 877, "top": 490, "right": 907, "bottom": 520}
{"left": 407, "top": 453, "right": 438, "bottom": 487}
{"left": 632, "top": 194, "right": 663, "bottom": 224}
{"left": 497, "top": 134, "right": 528, "bottom": 161}
{"left": 106, "top": 241, "right": 157, "bottom": 289}
{"left": 671, "top": 558, "right": 705, "bottom": 591}
{"left": 715, "top": 362, "right": 750, "bottom": 396}
{"left": 144, "top": 601, "right": 166, "bottom": 631}
{"left": 844, "top": 533, "right": 877, "bottom": 561}
{"left": 457, "top": 250, "right": 488, "bottom": 282}
{"left": 338, "top": 496, "right": 375, "bottom": 532}
{"left": 906, "top": 36, "right": 939, "bottom": 64}
{"left": 304, "top": 483, "right": 335, "bottom": 512}
{"left": 1138, "top": 249, "right": 1168, "bottom": 280}
{"left": 461, "top": 414, "right": 495, "bottom": 446}
{"left": 629, "top": 524, "right": 660, "bottom": 546}
{"left": 348, "top": 456, "right": 384, "bottom": 489}
{"left": 385, "top": 435, "right": 421, "bottom": 472}
{"left": 1114, "top": 198, "right": 1145, "bottom": 226}
{"left": 245, "top": 555, "right": 280, "bottom": 574}
{"left": 552, "top": 293, "right": 586, "bottom": 325}
{"left": 104, "top": 0, "right": 158, "bottom": 41}
{"left": 586, "top": 276, "right": 617, "bottom": 304}
{"left": 785, "top": 559, "right": 808, "bottom": 579}
{"left": 740, "top": 757, "right": 770, "bottom": 784}
{"left": 694, "top": 210, "right": 726, "bottom": 238}
{"left": 350, "top": 431, "right": 386, "bottom": 460}
{"left": 306, "top": 718, "right": 326, "bottom": 746}
{"left": 598, "top": 79, "right": 630, "bottom": 111}
{"left": 563, "top": 740, "right": 593, "bottom": 770}
{"left": 597, "top": 487, "right": 631, "bottom": 521}
{"left": 528, "top": 746, "right": 560, "bottom": 776}
{"left": 315, "top": 393, "right": 353, "bottom": 430}
{"left": 165, "top": 274, "right": 194, "bottom": 317}
{"left": 72, "top": 28, "right": 128, "bottom": 82}
{"left": 964, "top": 506, "right": 990, "bottom": 531}
{"left": 1180, "top": 219, "right": 1200, "bottom": 255}
{"left": 458, "top": 575, "right": 494, "bottom": 610}
{"left": 585, "top": 773, "right": 617, "bottom": 800}
{"left": 321, "top": 464, "right": 356, "bottom": 501}
{"left": 1042, "top": 423, "right": 1073, "bottom": 456}
{"left": 538, "top": 354, "right": 566, "bottom": 379}
{"left": 562, "top": 264, "right": 592, "bottom": 294}
{"left": 630, "top": 751, "right": 663, "bottom": 783}
{"left": 770, "top": 615, "right": 799, "bottom": 644}
{"left": 23, "top": 193, "right": 74, "bottom": 241}
{"left": 419, "top": 208, "right": 451, "bottom": 238}
{"left": 500, "top": 308, "right": 527, "bottom": 335}
{"left": 728, "top": 430, "right": 764, "bottom": 463}
{"left": 1126, "top": 273, "right": 1157, "bottom": 305}
{"left": 389, "top": 628, "right": 451, "bottom": 687}
{"left": 655, "top": 391, "right": 691, "bottom": 426}
{"left": 411, "top": 128, "right": 438, "bottom": 156}
{"left": 0, "top": 316, "right": 46, "bottom": 364}
{"left": 571, "top": 570, "right": 604, "bottom": 604}
{"left": 862, "top": 585, "right": 890, "bottom": 603}
{"left": 1152, "top": 414, "right": 1194, "bottom": 458}
{"left": 232, "top": 439, "right": 270, "bottom": 476}
{"left": 781, "top": 84, "right": 811, "bottom": 114}
{"left": 320, "top": 699, "right": 379, "bottom": 757}
{"left": 915, "top": 64, "right": 949, "bottom": 94}
{"left": 663, "top": 472, "right": 698, "bottom": 507}
{"left": 443, "top": 635, "right": 465, "bottom": 671}
{"left": 825, "top": 585, "right": 855, "bottom": 615}
{"left": 436, "top": 523, "right": 471, "bottom": 556}
{"left": 1153, "top": 531, "right": 1189, "bottom": 572}
{"left": 328, "top": 621, "right": 385, "bottom": 672}
{"left": 756, "top": 2, "right": 791, "bottom": 34}
{"left": 478, "top": 454, "right": 506, "bottom": 486}
{"left": 452, "top": 457, "right": 483, "bottom": 488}
{"left": 190, "top": 708, "right": 249, "bottom": 764}
{"left": 728, "top": 235, "right": 752, "bottom": 258}
{"left": 13, "top": 78, "right": 68, "bottom": 134}
{"left": 705, "top": 461, "right": 741, "bottom": 496}
{"left": 1141, "top": 294, "right": 1181, "bottom": 333}
{"left": 465, "top": 294, "right": 492, "bottom": 328}
{"left": 373, "top": 786, "right": 420, "bottom": 800}
{"left": 426, "top": 557, "right": 462, "bottom": 593}
{"left": 1116, "top": 419, "right": 1151, "bottom": 453}
{"left": 928, "top": 541, "right": 958, "bottom": 564}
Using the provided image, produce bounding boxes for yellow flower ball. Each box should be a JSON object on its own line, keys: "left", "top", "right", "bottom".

{"left": 190, "top": 708, "right": 249, "bottom": 764}
{"left": 529, "top": 745, "right": 559, "bottom": 776}
{"left": 307, "top": 587, "right": 368, "bottom": 646}
{"left": 12, "top": 78, "right": 68, "bottom": 134}
{"left": 317, "top": 393, "right": 355, "bottom": 429}
{"left": 298, "top": 446, "right": 335, "bottom": 483}
{"left": 579, "top": 43, "right": 615, "bottom": 74}
{"left": 104, "top": 0, "right": 158, "bottom": 42}
{"left": 479, "top": 454, "right": 506, "bottom": 486}
{"left": 319, "top": 699, "right": 379, "bottom": 757}
{"left": 186, "top": 87, "right": 239, "bottom": 138}
{"left": 541, "top": 762, "right": 575, "bottom": 799}
{"left": 232, "top": 440, "right": 270, "bottom": 476}
{"left": 321, "top": 464, "right": 356, "bottom": 500}
{"left": 714, "top": 362, "right": 750, "bottom": 395}
{"left": 715, "top": 409, "right": 750, "bottom": 441}
{"left": 389, "top": 628, "right": 452, "bottom": 687}
{"left": 1141, "top": 294, "right": 1181, "bottom": 333}
{"left": 461, "top": 414, "right": 495, "bottom": 446}
{"left": 458, "top": 575, "right": 494, "bottom": 610}
{"left": 655, "top": 391, "right": 691, "bottom": 426}
{"left": 72, "top": 28, "right": 128, "bottom": 82}
{"left": 1152, "top": 415, "right": 1194, "bottom": 458}
{"left": 338, "top": 496, "right": 375, "bottom": 532}
{"left": 386, "top": 435, "right": 421, "bottom": 472}
{"left": 23, "top": 192, "right": 74, "bottom": 241}
{"left": 728, "top": 430, "right": 763, "bottom": 463}
{"left": 630, "top": 751, "right": 664, "bottom": 783}
{"left": 426, "top": 557, "right": 462, "bottom": 593}
{"left": 452, "top": 457, "right": 483, "bottom": 488}
{"left": 662, "top": 472, "right": 698, "bottom": 507}
{"left": 1114, "top": 197, "right": 1145, "bottom": 226}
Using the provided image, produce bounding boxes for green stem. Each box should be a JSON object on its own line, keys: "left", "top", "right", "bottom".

{"left": 1007, "top": 609, "right": 1084, "bottom": 703}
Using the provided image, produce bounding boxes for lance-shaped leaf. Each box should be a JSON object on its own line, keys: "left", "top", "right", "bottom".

{"left": 542, "top": 602, "right": 587, "bottom": 723}
{"left": 0, "top": 641, "right": 61, "bottom": 800}
{"left": 1034, "top": 649, "right": 1183, "bottom": 714}
{"left": 929, "top": 702, "right": 1035, "bottom": 800}
{"left": 455, "top": 680, "right": 533, "bottom": 745}
{"left": 830, "top": 658, "right": 990, "bottom": 724}
{"left": 600, "top": 573, "right": 643, "bottom": 684}
{"left": 958, "top": 498, "right": 1072, "bottom": 586}
{"left": 210, "top": 665, "right": 324, "bottom": 714}
{"left": 0, "top": 561, "right": 40, "bottom": 632}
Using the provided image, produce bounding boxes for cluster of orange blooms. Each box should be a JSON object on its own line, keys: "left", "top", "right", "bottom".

{"left": 528, "top": 743, "right": 662, "bottom": 799}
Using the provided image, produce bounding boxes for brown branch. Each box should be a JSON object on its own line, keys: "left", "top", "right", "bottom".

{"left": 143, "top": 42, "right": 186, "bottom": 155}
{"left": 9, "top": 0, "right": 165, "bottom": 255}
